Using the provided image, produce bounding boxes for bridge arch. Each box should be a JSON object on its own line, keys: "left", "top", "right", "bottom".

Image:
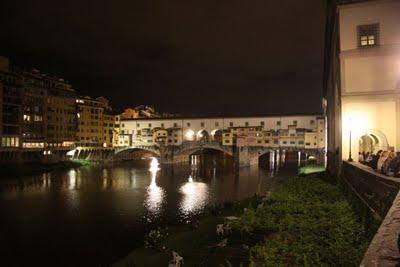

{"left": 114, "top": 147, "right": 160, "bottom": 161}
{"left": 196, "top": 130, "right": 210, "bottom": 142}
{"left": 175, "top": 142, "right": 233, "bottom": 157}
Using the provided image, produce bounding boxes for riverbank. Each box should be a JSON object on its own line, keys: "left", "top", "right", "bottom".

{"left": 0, "top": 160, "right": 92, "bottom": 178}
{"left": 113, "top": 172, "right": 374, "bottom": 266}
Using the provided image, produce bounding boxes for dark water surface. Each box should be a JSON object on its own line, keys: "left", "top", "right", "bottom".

{"left": 0, "top": 155, "right": 299, "bottom": 266}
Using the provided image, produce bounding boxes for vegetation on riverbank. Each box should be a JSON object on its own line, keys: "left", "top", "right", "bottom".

{"left": 234, "top": 176, "right": 369, "bottom": 266}
{"left": 114, "top": 174, "right": 371, "bottom": 266}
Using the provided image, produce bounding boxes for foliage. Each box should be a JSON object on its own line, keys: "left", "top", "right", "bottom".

{"left": 144, "top": 227, "right": 168, "bottom": 251}
{"left": 232, "top": 177, "right": 369, "bottom": 266}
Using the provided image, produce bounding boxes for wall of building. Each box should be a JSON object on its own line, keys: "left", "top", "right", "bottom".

{"left": 118, "top": 115, "right": 325, "bottom": 151}
{"left": 338, "top": 0, "right": 400, "bottom": 161}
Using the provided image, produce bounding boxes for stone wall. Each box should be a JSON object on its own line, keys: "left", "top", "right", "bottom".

{"left": 341, "top": 161, "right": 400, "bottom": 218}
{"left": 361, "top": 191, "right": 400, "bottom": 267}
{"left": 341, "top": 161, "right": 400, "bottom": 266}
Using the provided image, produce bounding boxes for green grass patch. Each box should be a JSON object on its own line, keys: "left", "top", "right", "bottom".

{"left": 233, "top": 177, "right": 370, "bottom": 266}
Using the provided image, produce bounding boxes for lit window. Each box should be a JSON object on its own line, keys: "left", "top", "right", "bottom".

{"left": 358, "top": 24, "right": 379, "bottom": 47}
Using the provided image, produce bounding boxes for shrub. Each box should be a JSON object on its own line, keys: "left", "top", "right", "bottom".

{"left": 232, "top": 177, "right": 369, "bottom": 266}
{"left": 144, "top": 227, "right": 168, "bottom": 251}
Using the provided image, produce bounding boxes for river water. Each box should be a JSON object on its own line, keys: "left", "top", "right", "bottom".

{"left": 0, "top": 154, "right": 300, "bottom": 266}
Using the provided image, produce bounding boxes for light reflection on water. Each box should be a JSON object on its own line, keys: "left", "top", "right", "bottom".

{"left": 179, "top": 175, "right": 209, "bottom": 219}
{"left": 144, "top": 158, "right": 165, "bottom": 220}
{"left": 0, "top": 153, "right": 303, "bottom": 266}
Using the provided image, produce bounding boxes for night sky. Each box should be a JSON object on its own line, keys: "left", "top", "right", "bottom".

{"left": 0, "top": 0, "right": 327, "bottom": 116}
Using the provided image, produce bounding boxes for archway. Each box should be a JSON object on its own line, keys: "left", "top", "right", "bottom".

{"left": 114, "top": 147, "right": 160, "bottom": 161}
{"left": 211, "top": 129, "right": 222, "bottom": 143}
{"left": 196, "top": 130, "right": 209, "bottom": 142}
{"left": 358, "top": 131, "right": 389, "bottom": 154}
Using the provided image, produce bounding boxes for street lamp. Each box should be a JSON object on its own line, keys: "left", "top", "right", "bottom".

{"left": 348, "top": 117, "right": 353, "bottom": 162}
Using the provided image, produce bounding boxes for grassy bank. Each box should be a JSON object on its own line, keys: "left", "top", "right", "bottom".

{"left": 114, "top": 174, "right": 372, "bottom": 266}
{"left": 235, "top": 176, "right": 370, "bottom": 266}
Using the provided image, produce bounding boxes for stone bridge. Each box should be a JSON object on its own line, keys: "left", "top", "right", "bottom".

{"left": 114, "top": 141, "right": 324, "bottom": 167}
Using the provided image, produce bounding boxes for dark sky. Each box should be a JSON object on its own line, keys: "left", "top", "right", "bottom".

{"left": 0, "top": 0, "right": 327, "bottom": 116}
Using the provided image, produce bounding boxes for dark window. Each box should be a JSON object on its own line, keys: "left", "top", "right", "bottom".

{"left": 276, "top": 121, "right": 281, "bottom": 126}
{"left": 215, "top": 122, "right": 219, "bottom": 127}
{"left": 260, "top": 121, "right": 265, "bottom": 126}
{"left": 245, "top": 122, "right": 249, "bottom": 126}
{"left": 358, "top": 24, "right": 379, "bottom": 47}
{"left": 187, "top": 122, "right": 191, "bottom": 127}
{"left": 173, "top": 123, "right": 177, "bottom": 127}
{"left": 148, "top": 123, "right": 151, "bottom": 127}
{"left": 229, "top": 122, "right": 233, "bottom": 127}
{"left": 200, "top": 122, "right": 204, "bottom": 127}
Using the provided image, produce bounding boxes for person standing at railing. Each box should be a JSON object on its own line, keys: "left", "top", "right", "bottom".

{"left": 387, "top": 152, "right": 400, "bottom": 177}
{"left": 377, "top": 151, "right": 389, "bottom": 173}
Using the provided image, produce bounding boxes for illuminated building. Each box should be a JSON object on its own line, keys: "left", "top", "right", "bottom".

{"left": 0, "top": 57, "right": 22, "bottom": 151}
{"left": 76, "top": 96, "right": 115, "bottom": 147}
{"left": 43, "top": 74, "right": 77, "bottom": 149}
{"left": 324, "top": 0, "right": 400, "bottom": 171}
{"left": 20, "top": 70, "right": 47, "bottom": 149}
{"left": 119, "top": 115, "right": 325, "bottom": 150}
{"left": 113, "top": 115, "right": 121, "bottom": 147}
{"left": 153, "top": 128, "right": 168, "bottom": 145}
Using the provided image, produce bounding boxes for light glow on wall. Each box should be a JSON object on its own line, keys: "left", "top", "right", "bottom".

{"left": 185, "top": 130, "right": 195, "bottom": 140}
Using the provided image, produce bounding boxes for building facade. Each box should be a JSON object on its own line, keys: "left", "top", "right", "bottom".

{"left": 0, "top": 59, "right": 22, "bottom": 152}
{"left": 118, "top": 115, "right": 326, "bottom": 150}
{"left": 324, "top": 0, "right": 400, "bottom": 171}
{"left": 0, "top": 56, "right": 78, "bottom": 162}
{"left": 76, "top": 96, "right": 115, "bottom": 148}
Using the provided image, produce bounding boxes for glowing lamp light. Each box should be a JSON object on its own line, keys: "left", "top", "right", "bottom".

{"left": 185, "top": 130, "right": 195, "bottom": 140}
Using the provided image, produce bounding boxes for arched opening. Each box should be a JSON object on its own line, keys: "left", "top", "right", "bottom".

{"left": 211, "top": 129, "right": 222, "bottom": 144}
{"left": 358, "top": 130, "right": 389, "bottom": 155}
{"left": 196, "top": 130, "right": 209, "bottom": 142}
{"left": 359, "top": 135, "right": 375, "bottom": 154}
{"left": 115, "top": 148, "right": 159, "bottom": 163}
{"left": 189, "top": 148, "right": 233, "bottom": 175}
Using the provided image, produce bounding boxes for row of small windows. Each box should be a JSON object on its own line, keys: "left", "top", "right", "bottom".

{"left": 122, "top": 120, "right": 317, "bottom": 128}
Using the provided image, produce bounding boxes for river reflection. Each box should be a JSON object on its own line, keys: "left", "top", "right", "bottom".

{"left": 0, "top": 154, "right": 302, "bottom": 266}
{"left": 179, "top": 175, "right": 209, "bottom": 219}
{"left": 144, "top": 158, "right": 165, "bottom": 220}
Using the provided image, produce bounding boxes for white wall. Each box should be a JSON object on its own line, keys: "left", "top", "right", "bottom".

{"left": 339, "top": 0, "right": 400, "bottom": 51}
